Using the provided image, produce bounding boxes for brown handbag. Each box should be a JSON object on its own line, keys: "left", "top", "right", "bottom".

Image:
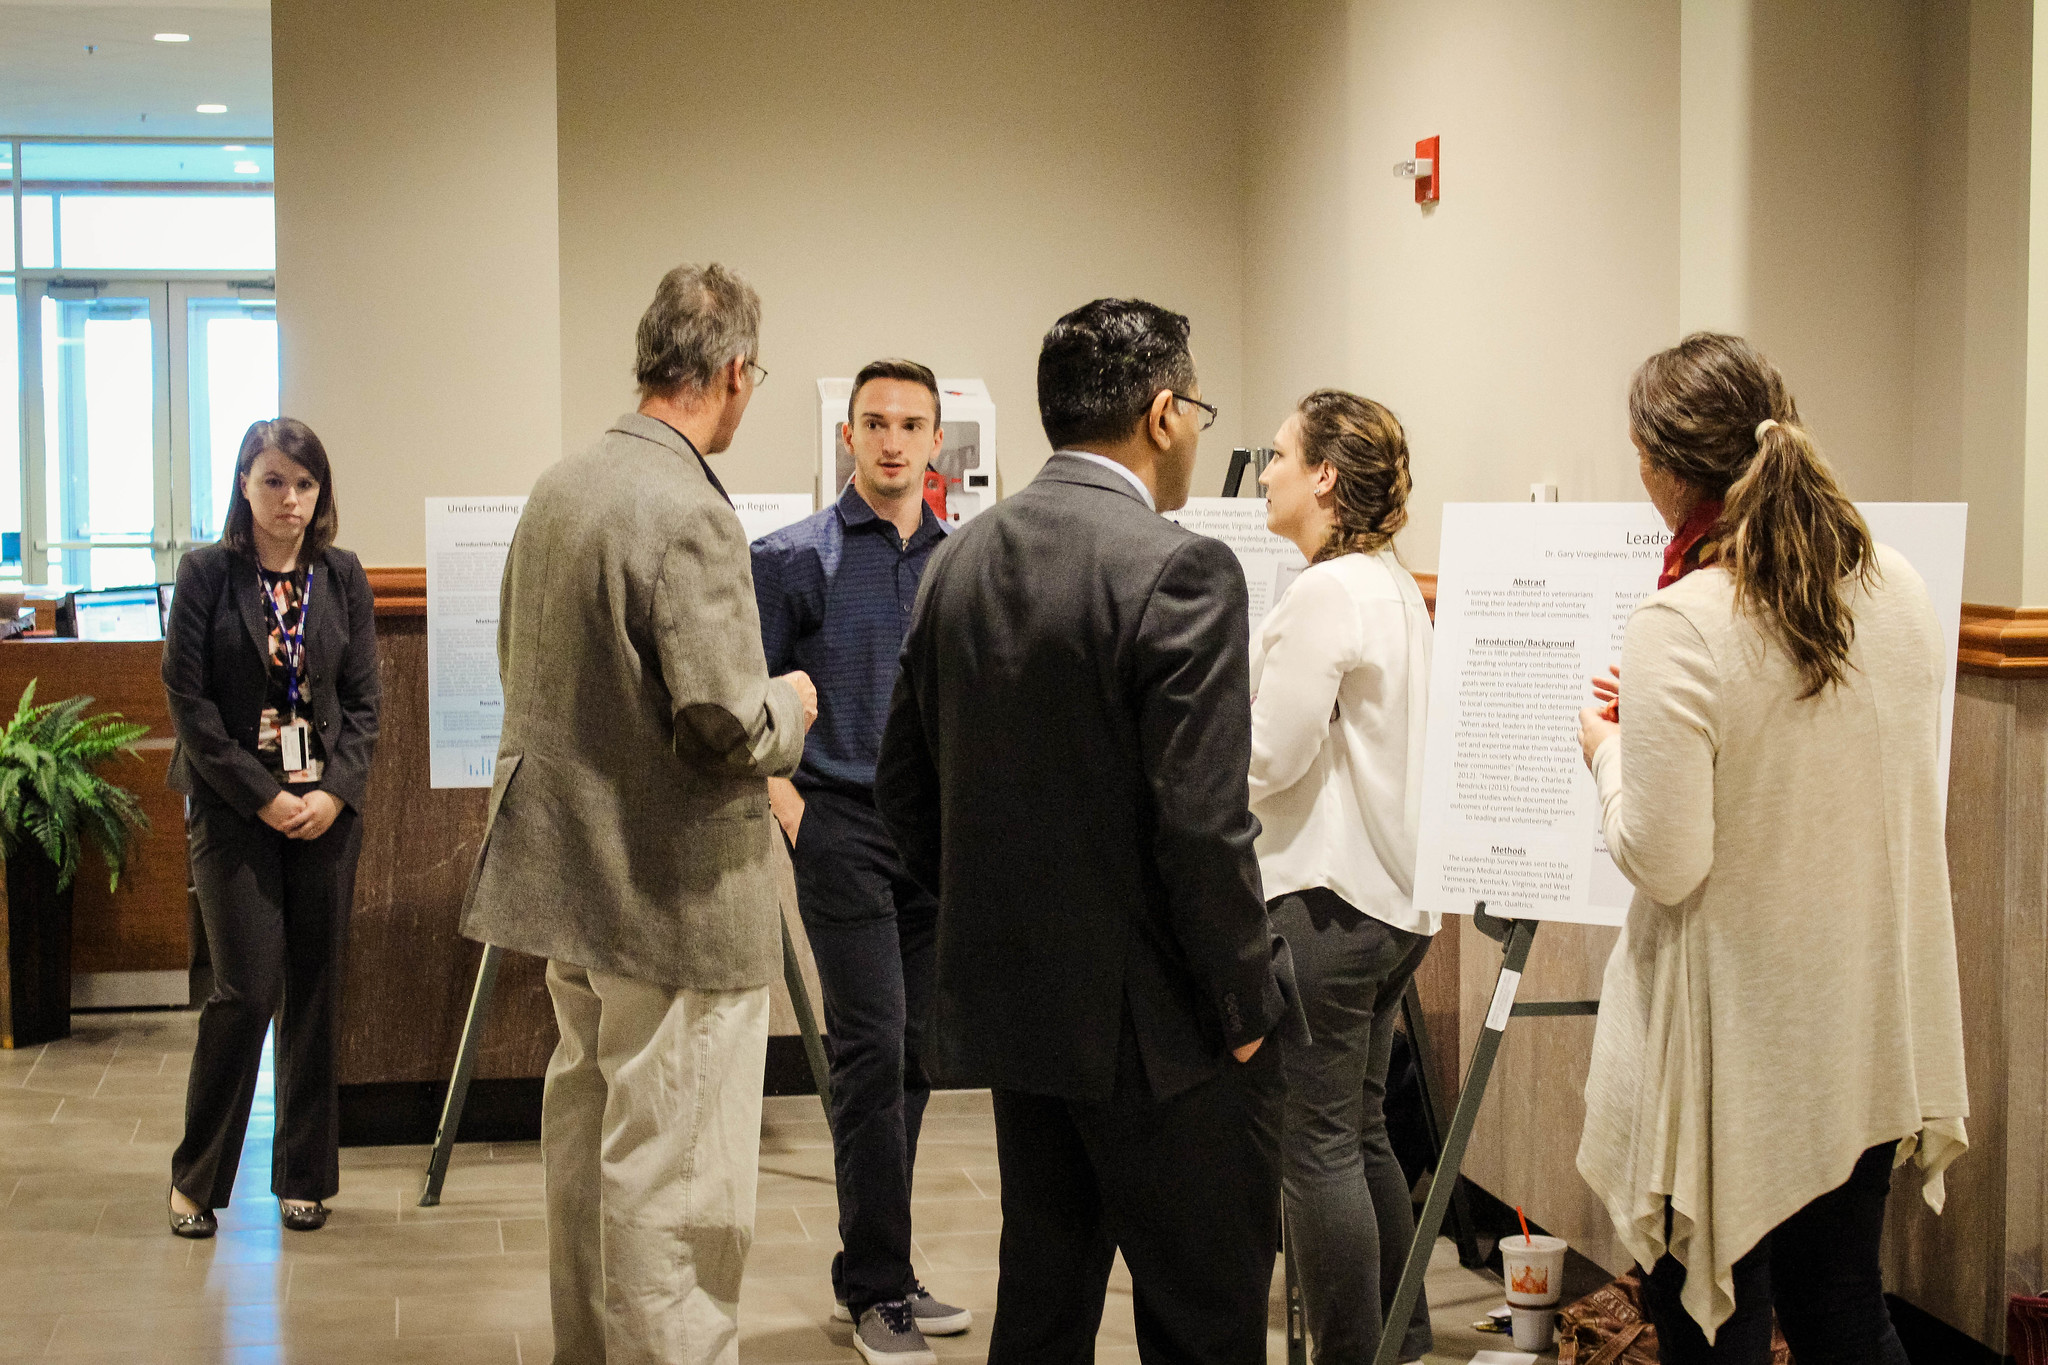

{"left": 1556, "top": 1270, "right": 1794, "bottom": 1365}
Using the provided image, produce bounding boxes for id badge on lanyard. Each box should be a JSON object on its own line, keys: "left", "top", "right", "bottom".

{"left": 267, "top": 570, "right": 314, "bottom": 772}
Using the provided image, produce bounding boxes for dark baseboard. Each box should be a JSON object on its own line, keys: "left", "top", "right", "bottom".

{"left": 338, "top": 1078, "right": 543, "bottom": 1147}
{"left": 338, "top": 1035, "right": 829, "bottom": 1146}
{"left": 1886, "top": 1293, "right": 2003, "bottom": 1365}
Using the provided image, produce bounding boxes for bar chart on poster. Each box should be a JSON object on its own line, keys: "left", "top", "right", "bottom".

{"left": 1412, "top": 502, "right": 1966, "bottom": 925}
{"left": 425, "top": 497, "right": 527, "bottom": 788}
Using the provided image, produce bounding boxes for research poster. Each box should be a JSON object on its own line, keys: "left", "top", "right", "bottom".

{"left": 426, "top": 497, "right": 526, "bottom": 789}
{"left": 732, "top": 493, "right": 815, "bottom": 544}
{"left": 1165, "top": 497, "right": 1309, "bottom": 630}
{"left": 1412, "top": 502, "right": 1966, "bottom": 925}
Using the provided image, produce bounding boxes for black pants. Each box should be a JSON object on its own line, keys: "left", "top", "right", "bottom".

{"left": 988, "top": 1025, "right": 1284, "bottom": 1365}
{"left": 171, "top": 788, "right": 361, "bottom": 1208}
{"left": 1270, "top": 888, "right": 1434, "bottom": 1364}
{"left": 1640, "top": 1142, "right": 1909, "bottom": 1365}
{"left": 789, "top": 786, "right": 938, "bottom": 1318}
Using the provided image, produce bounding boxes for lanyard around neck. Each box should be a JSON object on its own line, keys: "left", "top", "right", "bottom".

{"left": 262, "top": 567, "right": 313, "bottom": 715}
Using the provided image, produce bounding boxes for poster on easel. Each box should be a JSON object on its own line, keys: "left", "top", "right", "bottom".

{"left": 731, "top": 493, "right": 815, "bottom": 544}
{"left": 426, "top": 496, "right": 527, "bottom": 788}
{"left": 1163, "top": 497, "right": 1308, "bottom": 630}
{"left": 1412, "top": 501, "right": 1966, "bottom": 925}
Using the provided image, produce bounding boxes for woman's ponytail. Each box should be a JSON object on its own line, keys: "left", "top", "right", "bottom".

{"left": 1629, "top": 333, "right": 1875, "bottom": 698}
{"left": 1722, "top": 420, "right": 1874, "bottom": 697}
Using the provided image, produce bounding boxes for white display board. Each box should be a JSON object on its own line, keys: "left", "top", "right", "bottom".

{"left": 1412, "top": 502, "right": 1966, "bottom": 925}
{"left": 1163, "top": 497, "right": 1309, "bottom": 630}
{"left": 817, "top": 377, "right": 997, "bottom": 525}
{"left": 732, "top": 493, "right": 815, "bottom": 544}
{"left": 426, "top": 497, "right": 526, "bottom": 789}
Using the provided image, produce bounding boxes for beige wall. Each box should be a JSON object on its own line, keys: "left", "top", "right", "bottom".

{"left": 272, "top": 0, "right": 561, "bottom": 566}
{"left": 1911, "top": 0, "right": 2033, "bottom": 604}
{"left": 1243, "top": 0, "right": 1682, "bottom": 576}
{"left": 1746, "top": 0, "right": 1921, "bottom": 502}
{"left": 554, "top": 0, "right": 1252, "bottom": 507}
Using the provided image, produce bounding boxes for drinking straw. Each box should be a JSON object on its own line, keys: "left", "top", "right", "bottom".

{"left": 1516, "top": 1205, "right": 1533, "bottom": 1247}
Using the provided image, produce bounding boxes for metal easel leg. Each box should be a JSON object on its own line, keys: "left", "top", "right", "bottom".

{"left": 420, "top": 942, "right": 502, "bottom": 1207}
{"left": 1370, "top": 907, "right": 1538, "bottom": 1365}
{"left": 1401, "top": 977, "right": 1484, "bottom": 1269}
{"left": 781, "top": 913, "right": 832, "bottom": 1121}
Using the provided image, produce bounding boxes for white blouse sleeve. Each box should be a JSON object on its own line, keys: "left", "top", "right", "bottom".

{"left": 1249, "top": 568, "right": 1360, "bottom": 806}
{"left": 1590, "top": 600, "right": 1720, "bottom": 907}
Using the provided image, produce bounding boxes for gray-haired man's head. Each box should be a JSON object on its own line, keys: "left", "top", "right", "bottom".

{"left": 634, "top": 263, "right": 761, "bottom": 401}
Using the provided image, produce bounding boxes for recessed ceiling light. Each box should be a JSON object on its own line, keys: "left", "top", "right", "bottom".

{"left": 154, "top": 33, "right": 190, "bottom": 43}
{"left": 233, "top": 161, "right": 259, "bottom": 175}
{"left": 196, "top": 104, "right": 227, "bottom": 114}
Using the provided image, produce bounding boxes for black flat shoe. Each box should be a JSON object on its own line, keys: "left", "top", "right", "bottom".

{"left": 169, "top": 1191, "right": 216, "bottom": 1239}
{"left": 278, "top": 1199, "right": 329, "bottom": 1231}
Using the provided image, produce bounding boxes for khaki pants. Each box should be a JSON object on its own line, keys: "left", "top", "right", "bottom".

{"left": 542, "top": 960, "right": 770, "bottom": 1365}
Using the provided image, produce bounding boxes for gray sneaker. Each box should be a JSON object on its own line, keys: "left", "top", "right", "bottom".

{"left": 854, "top": 1300, "right": 935, "bottom": 1365}
{"left": 906, "top": 1286, "right": 972, "bottom": 1336}
{"left": 834, "top": 1284, "right": 973, "bottom": 1336}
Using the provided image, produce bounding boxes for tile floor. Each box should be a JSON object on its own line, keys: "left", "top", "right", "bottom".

{"left": 0, "top": 1012, "right": 1523, "bottom": 1363}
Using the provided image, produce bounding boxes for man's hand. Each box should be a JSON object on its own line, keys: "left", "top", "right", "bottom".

{"left": 257, "top": 790, "right": 306, "bottom": 833}
{"left": 1232, "top": 1037, "right": 1264, "bottom": 1064}
{"left": 281, "top": 791, "right": 343, "bottom": 840}
{"left": 768, "top": 776, "right": 805, "bottom": 846}
{"left": 780, "top": 671, "right": 819, "bottom": 731}
{"left": 1578, "top": 706, "right": 1619, "bottom": 770}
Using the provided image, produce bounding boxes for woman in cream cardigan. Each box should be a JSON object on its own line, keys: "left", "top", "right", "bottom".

{"left": 1575, "top": 333, "right": 1967, "bottom": 1364}
{"left": 1252, "top": 390, "right": 1435, "bottom": 1365}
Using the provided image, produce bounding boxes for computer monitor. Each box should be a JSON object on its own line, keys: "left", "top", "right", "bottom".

{"left": 157, "top": 582, "right": 176, "bottom": 635}
{"left": 69, "top": 587, "right": 165, "bottom": 642}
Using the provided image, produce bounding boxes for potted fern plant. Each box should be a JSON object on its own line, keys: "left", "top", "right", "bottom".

{"left": 0, "top": 681, "right": 151, "bottom": 1048}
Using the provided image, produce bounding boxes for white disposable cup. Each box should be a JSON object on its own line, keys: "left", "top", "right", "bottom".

{"left": 1510, "top": 1304, "right": 1557, "bottom": 1351}
{"left": 1501, "top": 1232, "right": 1568, "bottom": 1306}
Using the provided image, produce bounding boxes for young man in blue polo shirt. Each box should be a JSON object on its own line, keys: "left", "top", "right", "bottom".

{"left": 752, "top": 359, "right": 967, "bottom": 1365}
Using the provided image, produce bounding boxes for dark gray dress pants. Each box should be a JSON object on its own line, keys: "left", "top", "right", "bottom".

{"left": 1271, "top": 886, "right": 1435, "bottom": 1365}
{"left": 987, "top": 1019, "right": 1284, "bottom": 1365}
{"left": 171, "top": 785, "right": 361, "bottom": 1208}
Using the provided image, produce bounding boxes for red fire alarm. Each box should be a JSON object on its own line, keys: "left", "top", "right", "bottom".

{"left": 1413, "top": 135, "right": 1439, "bottom": 204}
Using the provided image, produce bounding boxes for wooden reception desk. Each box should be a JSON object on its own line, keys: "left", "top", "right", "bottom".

{"left": 0, "top": 569, "right": 822, "bottom": 1144}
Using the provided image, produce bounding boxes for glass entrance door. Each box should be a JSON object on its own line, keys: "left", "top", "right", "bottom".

{"left": 28, "top": 282, "right": 168, "bottom": 589}
{"left": 18, "top": 276, "right": 277, "bottom": 587}
{"left": 174, "top": 282, "right": 278, "bottom": 553}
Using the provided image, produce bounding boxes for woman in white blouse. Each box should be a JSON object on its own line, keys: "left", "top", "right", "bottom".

{"left": 1252, "top": 389, "right": 1435, "bottom": 1365}
{"left": 1575, "top": 333, "right": 1967, "bottom": 1364}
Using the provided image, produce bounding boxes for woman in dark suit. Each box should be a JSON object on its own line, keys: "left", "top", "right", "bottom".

{"left": 162, "top": 417, "right": 380, "bottom": 1237}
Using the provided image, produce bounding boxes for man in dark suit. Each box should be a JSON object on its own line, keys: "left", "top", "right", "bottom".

{"left": 875, "top": 298, "right": 1286, "bottom": 1364}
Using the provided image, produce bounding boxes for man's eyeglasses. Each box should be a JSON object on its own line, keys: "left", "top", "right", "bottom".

{"left": 746, "top": 360, "right": 769, "bottom": 387}
{"left": 1171, "top": 392, "right": 1218, "bottom": 432}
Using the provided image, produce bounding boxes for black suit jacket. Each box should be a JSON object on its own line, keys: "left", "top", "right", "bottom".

{"left": 163, "top": 541, "right": 382, "bottom": 819}
{"left": 876, "top": 454, "right": 1283, "bottom": 1103}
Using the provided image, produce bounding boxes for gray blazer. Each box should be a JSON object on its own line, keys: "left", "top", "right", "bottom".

{"left": 459, "top": 413, "right": 806, "bottom": 990}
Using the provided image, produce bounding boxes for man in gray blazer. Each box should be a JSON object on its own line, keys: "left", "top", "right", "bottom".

{"left": 461, "top": 263, "right": 816, "bottom": 1365}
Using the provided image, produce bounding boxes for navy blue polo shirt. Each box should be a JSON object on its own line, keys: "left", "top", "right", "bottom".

{"left": 752, "top": 483, "right": 948, "bottom": 794}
